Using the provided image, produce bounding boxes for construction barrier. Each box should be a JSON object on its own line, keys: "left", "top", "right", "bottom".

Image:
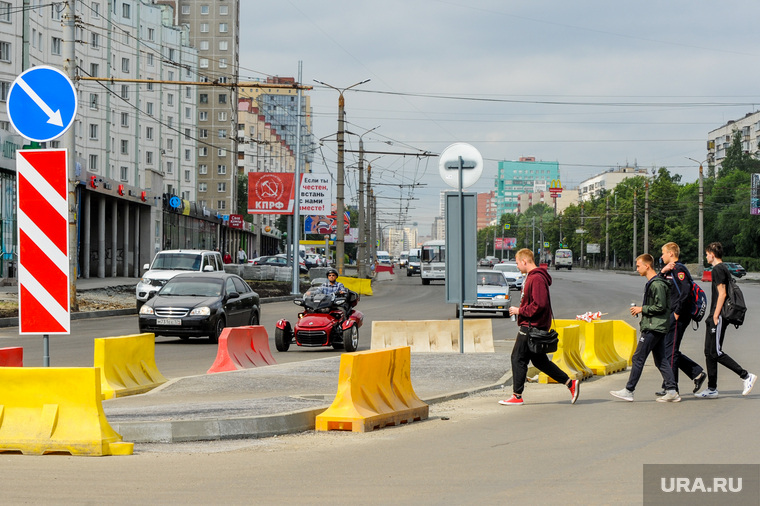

{"left": 375, "top": 264, "right": 395, "bottom": 274}
{"left": 0, "top": 367, "right": 133, "bottom": 456}
{"left": 207, "top": 326, "right": 276, "bottom": 373}
{"left": 94, "top": 333, "right": 167, "bottom": 400}
{"left": 701, "top": 270, "right": 712, "bottom": 282}
{"left": 0, "top": 347, "right": 22, "bottom": 367}
{"left": 337, "top": 276, "right": 373, "bottom": 296}
{"left": 610, "top": 320, "right": 638, "bottom": 367}
{"left": 370, "top": 320, "right": 494, "bottom": 352}
{"left": 579, "top": 320, "right": 627, "bottom": 375}
{"left": 539, "top": 325, "right": 594, "bottom": 383}
{"left": 316, "top": 346, "right": 428, "bottom": 432}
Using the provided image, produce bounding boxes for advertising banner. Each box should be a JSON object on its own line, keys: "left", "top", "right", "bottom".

{"left": 299, "top": 174, "right": 331, "bottom": 215}
{"left": 494, "top": 237, "right": 517, "bottom": 251}
{"left": 304, "top": 211, "right": 351, "bottom": 235}
{"left": 228, "top": 214, "right": 244, "bottom": 229}
{"left": 248, "top": 172, "right": 295, "bottom": 215}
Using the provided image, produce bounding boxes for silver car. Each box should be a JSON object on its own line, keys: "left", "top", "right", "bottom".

{"left": 493, "top": 262, "right": 524, "bottom": 291}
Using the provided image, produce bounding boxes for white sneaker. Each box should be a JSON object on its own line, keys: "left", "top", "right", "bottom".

{"left": 656, "top": 390, "right": 681, "bottom": 402}
{"left": 742, "top": 373, "right": 756, "bottom": 396}
{"left": 610, "top": 388, "right": 634, "bottom": 401}
{"left": 694, "top": 388, "right": 719, "bottom": 398}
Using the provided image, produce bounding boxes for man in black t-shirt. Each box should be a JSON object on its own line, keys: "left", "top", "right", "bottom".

{"left": 695, "top": 242, "right": 756, "bottom": 398}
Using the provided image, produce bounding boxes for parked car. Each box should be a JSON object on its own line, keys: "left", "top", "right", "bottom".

{"left": 136, "top": 249, "right": 224, "bottom": 308}
{"left": 253, "top": 254, "right": 308, "bottom": 274}
{"left": 493, "top": 262, "right": 525, "bottom": 290}
{"left": 478, "top": 258, "right": 494, "bottom": 268}
{"left": 138, "top": 272, "right": 260, "bottom": 343}
{"left": 456, "top": 269, "right": 511, "bottom": 318}
{"left": 704, "top": 263, "right": 747, "bottom": 278}
{"left": 304, "top": 253, "right": 323, "bottom": 269}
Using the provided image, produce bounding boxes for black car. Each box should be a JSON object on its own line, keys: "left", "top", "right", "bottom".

{"left": 138, "top": 272, "right": 260, "bottom": 343}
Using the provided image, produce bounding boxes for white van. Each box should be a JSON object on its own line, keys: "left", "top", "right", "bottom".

{"left": 554, "top": 249, "right": 573, "bottom": 270}
{"left": 376, "top": 251, "right": 392, "bottom": 265}
{"left": 407, "top": 248, "right": 421, "bottom": 276}
{"left": 399, "top": 251, "right": 409, "bottom": 268}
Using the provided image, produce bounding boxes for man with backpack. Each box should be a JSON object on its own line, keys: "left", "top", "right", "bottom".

{"left": 656, "top": 242, "right": 706, "bottom": 397}
{"left": 695, "top": 242, "right": 756, "bottom": 398}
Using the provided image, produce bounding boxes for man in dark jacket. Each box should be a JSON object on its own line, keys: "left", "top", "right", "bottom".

{"left": 656, "top": 242, "right": 706, "bottom": 396}
{"left": 611, "top": 253, "right": 680, "bottom": 402}
{"left": 500, "top": 248, "right": 579, "bottom": 406}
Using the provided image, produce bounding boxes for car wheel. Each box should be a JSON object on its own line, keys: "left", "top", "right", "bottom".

{"left": 136, "top": 300, "right": 144, "bottom": 310}
{"left": 407, "top": 270, "right": 411, "bottom": 277}
{"left": 248, "top": 311, "right": 260, "bottom": 326}
{"left": 209, "top": 316, "right": 225, "bottom": 344}
{"left": 422, "top": 278, "right": 430, "bottom": 285}
{"left": 568, "top": 266, "right": 572, "bottom": 271}
{"left": 503, "top": 310, "right": 510, "bottom": 318}
{"left": 343, "top": 326, "right": 359, "bottom": 353}
{"left": 275, "top": 327, "right": 291, "bottom": 352}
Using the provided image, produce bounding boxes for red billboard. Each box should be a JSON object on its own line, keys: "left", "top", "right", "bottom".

{"left": 228, "top": 214, "right": 244, "bottom": 229}
{"left": 248, "top": 172, "right": 295, "bottom": 215}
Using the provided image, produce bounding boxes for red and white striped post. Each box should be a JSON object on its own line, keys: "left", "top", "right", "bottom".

{"left": 16, "top": 149, "right": 70, "bottom": 365}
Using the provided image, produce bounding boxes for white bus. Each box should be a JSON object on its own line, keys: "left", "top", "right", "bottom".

{"left": 420, "top": 239, "right": 446, "bottom": 285}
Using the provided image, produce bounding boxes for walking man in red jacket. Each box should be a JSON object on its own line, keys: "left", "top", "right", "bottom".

{"left": 500, "top": 248, "right": 580, "bottom": 406}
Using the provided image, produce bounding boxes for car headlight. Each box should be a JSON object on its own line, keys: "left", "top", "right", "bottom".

{"left": 190, "top": 307, "right": 211, "bottom": 316}
{"left": 494, "top": 295, "right": 507, "bottom": 300}
{"left": 139, "top": 305, "right": 154, "bottom": 315}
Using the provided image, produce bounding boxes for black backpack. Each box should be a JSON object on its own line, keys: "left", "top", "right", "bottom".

{"left": 723, "top": 275, "right": 747, "bottom": 327}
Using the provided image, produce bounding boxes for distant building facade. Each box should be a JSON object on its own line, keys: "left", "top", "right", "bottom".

{"left": 577, "top": 166, "right": 647, "bottom": 202}
{"left": 707, "top": 110, "right": 760, "bottom": 173}
{"left": 477, "top": 191, "right": 498, "bottom": 229}
{"left": 496, "top": 157, "right": 560, "bottom": 215}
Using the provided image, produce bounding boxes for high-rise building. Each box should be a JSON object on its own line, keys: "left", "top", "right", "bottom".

{"left": 495, "top": 157, "right": 560, "bottom": 215}
{"left": 577, "top": 166, "right": 647, "bottom": 202}
{"left": 707, "top": 110, "right": 760, "bottom": 173}
{"left": 477, "top": 191, "right": 497, "bottom": 229}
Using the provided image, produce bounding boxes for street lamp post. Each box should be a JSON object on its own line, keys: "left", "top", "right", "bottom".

{"left": 314, "top": 79, "right": 370, "bottom": 276}
{"left": 351, "top": 126, "right": 379, "bottom": 279}
{"left": 687, "top": 157, "right": 707, "bottom": 273}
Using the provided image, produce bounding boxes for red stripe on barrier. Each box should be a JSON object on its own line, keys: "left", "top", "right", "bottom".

{"left": 207, "top": 326, "right": 276, "bottom": 373}
{"left": 19, "top": 285, "right": 66, "bottom": 333}
{"left": 20, "top": 150, "right": 67, "bottom": 199}
{"left": 19, "top": 229, "right": 68, "bottom": 310}
{"left": 18, "top": 172, "right": 68, "bottom": 254}
{"left": 0, "top": 347, "right": 23, "bottom": 367}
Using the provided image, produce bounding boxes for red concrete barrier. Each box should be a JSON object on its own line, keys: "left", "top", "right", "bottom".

{"left": 0, "top": 347, "right": 22, "bottom": 367}
{"left": 207, "top": 326, "right": 276, "bottom": 373}
{"left": 376, "top": 264, "right": 395, "bottom": 274}
{"left": 701, "top": 270, "right": 712, "bottom": 282}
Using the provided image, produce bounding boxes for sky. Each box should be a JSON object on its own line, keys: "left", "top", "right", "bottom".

{"left": 239, "top": 1, "right": 760, "bottom": 234}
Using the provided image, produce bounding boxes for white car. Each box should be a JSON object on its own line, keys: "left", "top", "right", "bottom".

{"left": 456, "top": 269, "right": 511, "bottom": 318}
{"left": 136, "top": 250, "right": 224, "bottom": 308}
{"left": 493, "top": 262, "right": 524, "bottom": 291}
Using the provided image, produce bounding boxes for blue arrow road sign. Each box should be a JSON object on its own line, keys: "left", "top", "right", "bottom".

{"left": 7, "top": 66, "right": 77, "bottom": 143}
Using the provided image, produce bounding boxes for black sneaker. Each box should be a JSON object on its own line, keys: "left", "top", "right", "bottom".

{"left": 655, "top": 389, "right": 667, "bottom": 396}
{"left": 693, "top": 372, "right": 707, "bottom": 394}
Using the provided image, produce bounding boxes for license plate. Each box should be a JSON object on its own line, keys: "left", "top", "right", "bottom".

{"left": 157, "top": 318, "right": 182, "bottom": 326}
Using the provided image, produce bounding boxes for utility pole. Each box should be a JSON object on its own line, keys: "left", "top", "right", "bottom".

{"left": 633, "top": 189, "right": 637, "bottom": 265}
{"left": 63, "top": 0, "right": 77, "bottom": 314}
{"left": 605, "top": 195, "right": 609, "bottom": 270}
{"left": 291, "top": 61, "right": 303, "bottom": 295}
{"left": 355, "top": 127, "right": 378, "bottom": 279}
{"left": 580, "top": 203, "right": 584, "bottom": 268}
{"left": 688, "top": 158, "right": 706, "bottom": 274}
{"left": 644, "top": 181, "right": 649, "bottom": 254}
{"left": 314, "top": 79, "right": 370, "bottom": 275}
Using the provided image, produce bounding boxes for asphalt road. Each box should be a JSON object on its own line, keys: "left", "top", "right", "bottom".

{"left": 2, "top": 269, "right": 760, "bottom": 503}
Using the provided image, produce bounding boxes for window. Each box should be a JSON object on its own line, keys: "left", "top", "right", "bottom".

{"left": 217, "top": 182, "right": 226, "bottom": 192}
{"left": 200, "top": 23, "right": 209, "bottom": 33}
{"left": 186, "top": 86, "right": 192, "bottom": 99}
{"left": 185, "top": 128, "right": 191, "bottom": 139}
{"left": 200, "top": 93, "right": 208, "bottom": 104}
{"left": 146, "top": 126, "right": 153, "bottom": 140}
{"left": 199, "top": 58, "right": 208, "bottom": 69}
{"left": 219, "top": 5, "right": 229, "bottom": 15}
{"left": 146, "top": 80, "right": 154, "bottom": 91}
{"left": 200, "top": 5, "right": 209, "bottom": 14}
{"left": 219, "top": 41, "right": 228, "bottom": 51}
{"left": 184, "top": 170, "right": 191, "bottom": 182}
{"left": 147, "top": 28, "right": 155, "bottom": 41}
{"left": 166, "top": 138, "right": 173, "bottom": 151}
{"left": 89, "top": 63, "right": 99, "bottom": 77}
{"left": 0, "top": 81, "right": 9, "bottom": 101}
{"left": 51, "top": 37, "right": 62, "bottom": 55}
{"left": 217, "top": 164, "right": 228, "bottom": 175}
{"left": 218, "top": 112, "right": 227, "bottom": 122}
{"left": 199, "top": 111, "right": 208, "bottom": 121}
{"left": 185, "top": 107, "right": 191, "bottom": 119}
{"left": 219, "top": 23, "right": 228, "bottom": 33}
{"left": 146, "top": 151, "right": 153, "bottom": 164}
{"left": 122, "top": 3, "right": 130, "bottom": 18}
{"left": 167, "top": 93, "right": 174, "bottom": 106}
{"left": 167, "top": 48, "right": 175, "bottom": 62}
{"left": 167, "top": 161, "right": 173, "bottom": 174}
{"left": 91, "top": 33, "right": 100, "bottom": 49}
{"left": 199, "top": 129, "right": 208, "bottom": 138}
{"left": 185, "top": 149, "right": 191, "bottom": 161}
{"left": 121, "top": 58, "right": 129, "bottom": 73}
{"left": 92, "top": 2, "right": 100, "bottom": 17}
{"left": 121, "top": 84, "right": 129, "bottom": 99}
{"left": 181, "top": 5, "right": 189, "bottom": 15}
{"left": 218, "top": 129, "right": 227, "bottom": 139}
{"left": 199, "top": 147, "right": 208, "bottom": 157}
{"left": 199, "top": 183, "right": 207, "bottom": 192}
{"left": 146, "top": 102, "right": 154, "bottom": 115}
{"left": 120, "top": 112, "right": 129, "bottom": 127}
{"left": 89, "top": 154, "right": 98, "bottom": 171}
{"left": 0, "top": 2, "right": 11, "bottom": 22}
{"left": 218, "top": 148, "right": 227, "bottom": 157}
{"left": 219, "top": 58, "right": 227, "bottom": 69}
{"left": 51, "top": 4, "right": 61, "bottom": 20}
{"left": 120, "top": 139, "right": 128, "bottom": 154}
{"left": 167, "top": 116, "right": 174, "bottom": 128}
{"left": 218, "top": 76, "right": 228, "bottom": 84}
{"left": 198, "top": 164, "right": 208, "bottom": 174}
{"left": 89, "top": 93, "right": 98, "bottom": 109}
{"left": 120, "top": 166, "right": 128, "bottom": 181}
{"left": 217, "top": 200, "right": 226, "bottom": 210}
{"left": 199, "top": 40, "right": 209, "bottom": 51}
{"left": 89, "top": 124, "right": 98, "bottom": 139}
{"left": 146, "top": 53, "right": 153, "bottom": 66}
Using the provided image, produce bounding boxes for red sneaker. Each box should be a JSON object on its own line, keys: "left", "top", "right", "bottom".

{"left": 569, "top": 379, "right": 580, "bottom": 404}
{"left": 498, "top": 394, "right": 523, "bottom": 406}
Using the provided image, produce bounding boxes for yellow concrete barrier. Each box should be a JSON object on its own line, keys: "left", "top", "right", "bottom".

{"left": 580, "top": 320, "right": 627, "bottom": 375}
{"left": 315, "top": 346, "right": 428, "bottom": 432}
{"left": 0, "top": 367, "right": 133, "bottom": 456}
{"left": 611, "top": 320, "right": 638, "bottom": 367}
{"left": 370, "top": 320, "right": 494, "bottom": 352}
{"left": 539, "top": 325, "right": 594, "bottom": 383}
{"left": 94, "top": 333, "right": 167, "bottom": 400}
{"left": 337, "top": 276, "right": 373, "bottom": 296}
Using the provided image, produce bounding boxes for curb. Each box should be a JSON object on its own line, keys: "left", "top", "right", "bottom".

{"left": 112, "top": 371, "right": 514, "bottom": 443}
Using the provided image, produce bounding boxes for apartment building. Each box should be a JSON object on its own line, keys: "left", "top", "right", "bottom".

{"left": 707, "top": 110, "right": 760, "bottom": 173}
{"left": 577, "top": 166, "right": 647, "bottom": 202}
{"left": 495, "top": 157, "right": 560, "bottom": 215}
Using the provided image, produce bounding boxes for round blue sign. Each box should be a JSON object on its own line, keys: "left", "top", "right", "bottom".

{"left": 169, "top": 196, "right": 181, "bottom": 209}
{"left": 7, "top": 65, "right": 77, "bottom": 143}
